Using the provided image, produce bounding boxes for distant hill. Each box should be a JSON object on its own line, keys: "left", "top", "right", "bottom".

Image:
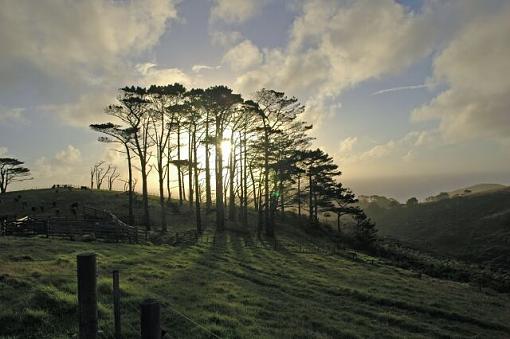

{"left": 448, "top": 183, "right": 507, "bottom": 197}
{"left": 365, "top": 187, "right": 510, "bottom": 268}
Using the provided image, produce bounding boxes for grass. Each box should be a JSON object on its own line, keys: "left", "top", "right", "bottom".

{"left": 1, "top": 235, "right": 510, "bottom": 338}
{"left": 363, "top": 187, "right": 510, "bottom": 268}
{"left": 1, "top": 188, "right": 510, "bottom": 338}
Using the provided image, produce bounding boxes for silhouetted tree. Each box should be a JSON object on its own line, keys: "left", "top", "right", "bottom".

{"left": 0, "top": 158, "right": 32, "bottom": 194}
{"left": 107, "top": 86, "right": 153, "bottom": 229}
{"left": 354, "top": 210, "right": 378, "bottom": 247}
{"left": 203, "top": 86, "right": 243, "bottom": 231}
{"left": 406, "top": 197, "right": 418, "bottom": 206}
{"left": 90, "top": 123, "right": 136, "bottom": 225}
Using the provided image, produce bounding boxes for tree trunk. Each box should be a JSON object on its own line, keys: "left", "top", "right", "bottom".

{"left": 193, "top": 127, "right": 201, "bottom": 233}
{"left": 215, "top": 129, "right": 225, "bottom": 231}
{"left": 263, "top": 127, "right": 272, "bottom": 236}
{"left": 242, "top": 133, "right": 248, "bottom": 226}
{"left": 309, "top": 174, "right": 313, "bottom": 225}
{"left": 205, "top": 112, "right": 212, "bottom": 212}
{"left": 126, "top": 146, "right": 134, "bottom": 226}
{"left": 228, "top": 133, "right": 236, "bottom": 221}
{"left": 188, "top": 129, "right": 193, "bottom": 208}
{"left": 297, "top": 174, "right": 301, "bottom": 217}
{"left": 279, "top": 176, "right": 285, "bottom": 220}
{"left": 177, "top": 125, "right": 183, "bottom": 206}
{"left": 166, "top": 141, "right": 172, "bottom": 203}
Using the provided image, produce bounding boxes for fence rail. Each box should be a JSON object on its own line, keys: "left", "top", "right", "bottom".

{"left": 0, "top": 206, "right": 145, "bottom": 243}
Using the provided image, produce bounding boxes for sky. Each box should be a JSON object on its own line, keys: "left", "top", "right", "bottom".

{"left": 0, "top": 0, "right": 509, "bottom": 201}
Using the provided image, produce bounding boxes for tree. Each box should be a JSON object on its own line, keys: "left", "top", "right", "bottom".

{"left": 353, "top": 210, "right": 377, "bottom": 248}
{"left": 147, "top": 83, "right": 186, "bottom": 232}
{"left": 91, "top": 161, "right": 111, "bottom": 189}
{"left": 203, "top": 86, "right": 243, "bottom": 231}
{"left": 107, "top": 166, "right": 121, "bottom": 190}
{"left": 90, "top": 123, "right": 137, "bottom": 225}
{"left": 253, "top": 89, "right": 305, "bottom": 236}
{"left": 326, "top": 183, "right": 359, "bottom": 233}
{"left": 300, "top": 149, "right": 341, "bottom": 225}
{"left": 0, "top": 158, "right": 32, "bottom": 193}
{"left": 106, "top": 86, "right": 153, "bottom": 229}
{"left": 406, "top": 197, "right": 418, "bottom": 206}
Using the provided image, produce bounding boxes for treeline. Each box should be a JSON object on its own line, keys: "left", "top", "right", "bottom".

{"left": 90, "top": 84, "right": 375, "bottom": 243}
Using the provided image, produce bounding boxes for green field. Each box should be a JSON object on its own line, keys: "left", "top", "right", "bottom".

{"left": 2, "top": 237, "right": 510, "bottom": 338}
{"left": 1, "top": 189, "right": 510, "bottom": 338}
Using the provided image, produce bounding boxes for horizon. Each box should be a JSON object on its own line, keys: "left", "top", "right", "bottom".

{"left": 1, "top": 0, "right": 509, "bottom": 201}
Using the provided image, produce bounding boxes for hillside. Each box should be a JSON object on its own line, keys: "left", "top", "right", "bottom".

{"left": 365, "top": 187, "right": 510, "bottom": 267}
{"left": 448, "top": 183, "right": 507, "bottom": 197}
{"left": 2, "top": 236, "right": 510, "bottom": 338}
{"left": 1, "top": 189, "right": 510, "bottom": 338}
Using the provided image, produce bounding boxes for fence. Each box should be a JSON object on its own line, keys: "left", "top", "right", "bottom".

{"left": 71, "top": 253, "right": 220, "bottom": 339}
{"left": 0, "top": 206, "right": 145, "bottom": 243}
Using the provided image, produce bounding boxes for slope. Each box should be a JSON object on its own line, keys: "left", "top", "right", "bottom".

{"left": 366, "top": 187, "right": 510, "bottom": 267}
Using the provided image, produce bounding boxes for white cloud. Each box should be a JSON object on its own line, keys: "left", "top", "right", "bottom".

{"left": 411, "top": 2, "right": 510, "bottom": 141}
{"left": 0, "top": 146, "right": 7, "bottom": 156}
{"left": 210, "top": 0, "right": 266, "bottom": 24}
{"left": 55, "top": 145, "right": 81, "bottom": 164}
{"left": 40, "top": 91, "right": 115, "bottom": 127}
{"left": 0, "top": 107, "right": 28, "bottom": 124}
{"left": 34, "top": 145, "right": 83, "bottom": 181}
{"left": 135, "top": 63, "right": 192, "bottom": 88}
{"left": 191, "top": 65, "right": 221, "bottom": 73}
{"left": 0, "top": 0, "right": 180, "bottom": 84}
{"left": 222, "top": 40, "right": 263, "bottom": 72}
{"left": 231, "top": 0, "right": 438, "bottom": 126}
{"left": 372, "top": 84, "right": 428, "bottom": 96}
{"left": 340, "top": 130, "right": 437, "bottom": 164}
{"left": 360, "top": 140, "right": 396, "bottom": 161}
{"left": 339, "top": 137, "right": 357, "bottom": 154}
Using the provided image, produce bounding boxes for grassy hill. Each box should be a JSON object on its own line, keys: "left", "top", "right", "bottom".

{"left": 365, "top": 187, "right": 510, "bottom": 268}
{"left": 1, "top": 188, "right": 510, "bottom": 338}
{"left": 0, "top": 188, "right": 195, "bottom": 232}
{"left": 448, "top": 183, "right": 507, "bottom": 197}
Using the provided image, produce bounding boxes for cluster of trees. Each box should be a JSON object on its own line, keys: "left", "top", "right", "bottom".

{"left": 89, "top": 161, "right": 121, "bottom": 190}
{"left": 90, "top": 84, "right": 375, "bottom": 243}
{"left": 0, "top": 158, "right": 32, "bottom": 194}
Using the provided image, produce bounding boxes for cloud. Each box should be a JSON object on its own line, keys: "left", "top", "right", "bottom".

{"left": 340, "top": 130, "right": 437, "bottom": 164}
{"left": 191, "top": 65, "right": 221, "bottom": 73}
{"left": 222, "top": 40, "right": 263, "bottom": 72}
{"left": 39, "top": 91, "right": 115, "bottom": 127}
{"left": 0, "top": 146, "right": 7, "bottom": 156}
{"left": 411, "top": 2, "right": 510, "bottom": 141}
{"left": 231, "top": 0, "right": 438, "bottom": 126}
{"left": 34, "top": 145, "right": 83, "bottom": 181}
{"left": 372, "top": 84, "right": 427, "bottom": 96}
{"left": 135, "top": 63, "right": 193, "bottom": 87}
{"left": 55, "top": 145, "right": 81, "bottom": 164}
{"left": 210, "top": 0, "right": 266, "bottom": 24}
{"left": 339, "top": 137, "right": 358, "bottom": 154}
{"left": 360, "top": 140, "right": 397, "bottom": 161}
{"left": 0, "top": 0, "right": 180, "bottom": 85}
{"left": 0, "top": 107, "right": 28, "bottom": 124}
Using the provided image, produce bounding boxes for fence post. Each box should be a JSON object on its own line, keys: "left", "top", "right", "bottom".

{"left": 77, "top": 253, "right": 98, "bottom": 339}
{"left": 112, "top": 270, "right": 121, "bottom": 339}
{"left": 140, "top": 299, "right": 161, "bottom": 339}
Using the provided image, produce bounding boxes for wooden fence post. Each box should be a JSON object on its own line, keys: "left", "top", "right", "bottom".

{"left": 77, "top": 253, "right": 98, "bottom": 339}
{"left": 112, "top": 270, "right": 121, "bottom": 339}
{"left": 140, "top": 299, "right": 161, "bottom": 339}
